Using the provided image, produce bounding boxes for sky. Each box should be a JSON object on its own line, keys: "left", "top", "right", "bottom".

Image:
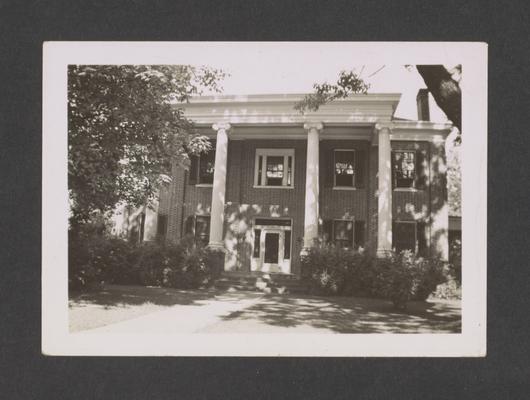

{"left": 201, "top": 56, "right": 447, "bottom": 122}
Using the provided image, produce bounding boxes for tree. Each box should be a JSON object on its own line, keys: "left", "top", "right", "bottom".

{"left": 68, "top": 65, "right": 225, "bottom": 227}
{"left": 415, "top": 65, "right": 461, "bottom": 133}
{"left": 295, "top": 65, "right": 462, "bottom": 135}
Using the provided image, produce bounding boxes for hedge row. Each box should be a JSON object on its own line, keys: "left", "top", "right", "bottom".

{"left": 300, "top": 245, "right": 451, "bottom": 308}
{"left": 68, "top": 235, "right": 224, "bottom": 291}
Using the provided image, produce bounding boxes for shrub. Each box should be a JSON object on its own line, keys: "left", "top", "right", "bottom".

{"left": 448, "top": 238, "right": 462, "bottom": 285}
{"left": 164, "top": 245, "right": 223, "bottom": 289}
{"left": 69, "top": 233, "right": 224, "bottom": 290}
{"left": 69, "top": 235, "right": 100, "bottom": 291}
{"left": 300, "top": 244, "right": 370, "bottom": 296}
{"left": 432, "top": 277, "right": 462, "bottom": 300}
{"left": 69, "top": 233, "right": 136, "bottom": 290}
{"left": 371, "top": 251, "right": 447, "bottom": 308}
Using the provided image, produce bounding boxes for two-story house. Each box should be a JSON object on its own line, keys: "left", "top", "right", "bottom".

{"left": 120, "top": 92, "right": 452, "bottom": 276}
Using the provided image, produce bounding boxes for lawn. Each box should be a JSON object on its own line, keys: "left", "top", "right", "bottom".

{"left": 69, "top": 284, "right": 461, "bottom": 334}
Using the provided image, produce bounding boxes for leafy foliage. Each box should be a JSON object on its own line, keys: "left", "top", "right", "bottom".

{"left": 371, "top": 251, "right": 447, "bottom": 308}
{"left": 68, "top": 65, "right": 226, "bottom": 224}
{"left": 301, "top": 245, "right": 448, "bottom": 308}
{"left": 294, "top": 70, "right": 370, "bottom": 113}
{"left": 68, "top": 233, "right": 223, "bottom": 291}
{"left": 447, "top": 137, "right": 462, "bottom": 216}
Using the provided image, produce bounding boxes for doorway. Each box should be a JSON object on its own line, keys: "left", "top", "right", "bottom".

{"left": 251, "top": 219, "right": 292, "bottom": 274}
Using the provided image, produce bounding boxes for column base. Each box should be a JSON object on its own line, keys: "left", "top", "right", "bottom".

{"left": 207, "top": 242, "right": 225, "bottom": 252}
{"left": 376, "top": 248, "right": 392, "bottom": 258}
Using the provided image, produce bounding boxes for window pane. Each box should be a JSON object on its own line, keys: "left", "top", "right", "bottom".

{"left": 266, "top": 156, "right": 284, "bottom": 186}
{"left": 253, "top": 229, "right": 261, "bottom": 258}
{"left": 284, "top": 230, "right": 291, "bottom": 260}
{"left": 195, "top": 216, "right": 210, "bottom": 245}
{"left": 333, "top": 220, "right": 353, "bottom": 248}
{"left": 393, "top": 151, "right": 415, "bottom": 188}
{"left": 335, "top": 151, "right": 355, "bottom": 187}
{"left": 287, "top": 156, "right": 292, "bottom": 185}
{"left": 199, "top": 150, "right": 215, "bottom": 184}
{"left": 257, "top": 155, "right": 263, "bottom": 185}
{"left": 393, "top": 222, "right": 416, "bottom": 252}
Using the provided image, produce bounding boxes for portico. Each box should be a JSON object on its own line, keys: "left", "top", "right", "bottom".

{"left": 158, "top": 93, "right": 452, "bottom": 274}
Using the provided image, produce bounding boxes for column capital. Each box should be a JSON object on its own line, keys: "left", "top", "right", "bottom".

{"left": 303, "top": 122, "right": 324, "bottom": 131}
{"left": 212, "top": 122, "right": 231, "bottom": 132}
{"left": 374, "top": 122, "right": 393, "bottom": 133}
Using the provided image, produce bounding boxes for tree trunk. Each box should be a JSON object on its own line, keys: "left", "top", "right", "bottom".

{"left": 416, "top": 65, "right": 461, "bottom": 132}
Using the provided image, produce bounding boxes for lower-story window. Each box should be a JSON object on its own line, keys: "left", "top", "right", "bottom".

{"left": 195, "top": 215, "right": 210, "bottom": 245}
{"left": 184, "top": 215, "right": 210, "bottom": 245}
{"left": 393, "top": 221, "right": 417, "bottom": 252}
{"left": 156, "top": 214, "right": 168, "bottom": 240}
{"left": 393, "top": 220, "right": 429, "bottom": 255}
{"left": 333, "top": 219, "right": 354, "bottom": 248}
{"left": 322, "top": 219, "right": 366, "bottom": 249}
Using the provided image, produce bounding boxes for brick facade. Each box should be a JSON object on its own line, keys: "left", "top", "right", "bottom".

{"left": 159, "top": 136, "right": 447, "bottom": 275}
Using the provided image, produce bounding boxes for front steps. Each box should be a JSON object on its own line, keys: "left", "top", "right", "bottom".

{"left": 214, "top": 271, "right": 308, "bottom": 294}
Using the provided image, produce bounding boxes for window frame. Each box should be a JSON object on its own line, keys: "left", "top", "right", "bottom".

{"left": 392, "top": 150, "right": 417, "bottom": 190}
{"left": 393, "top": 220, "right": 418, "bottom": 253}
{"left": 194, "top": 215, "right": 211, "bottom": 245}
{"left": 252, "top": 218, "right": 293, "bottom": 260}
{"left": 197, "top": 150, "right": 216, "bottom": 186}
{"left": 333, "top": 149, "right": 356, "bottom": 189}
{"left": 254, "top": 148, "right": 295, "bottom": 189}
{"left": 332, "top": 218, "right": 354, "bottom": 249}
{"left": 189, "top": 140, "right": 216, "bottom": 187}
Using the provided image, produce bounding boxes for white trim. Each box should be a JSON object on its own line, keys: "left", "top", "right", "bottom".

{"left": 251, "top": 218, "right": 293, "bottom": 274}
{"left": 195, "top": 183, "right": 213, "bottom": 188}
{"left": 252, "top": 185, "right": 294, "bottom": 190}
{"left": 333, "top": 149, "right": 356, "bottom": 189}
{"left": 393, "top": 187, "right": 419, "bottom": 192}
{"left": 254, "top": 148, "right": 295, "bottom": 188}
{"left": 180, "top": 93, "right": 401, "bottom": 126}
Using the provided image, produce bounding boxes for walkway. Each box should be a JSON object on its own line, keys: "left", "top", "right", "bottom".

{"left": 69, "top": 284, "right": 461, "bottom": 334}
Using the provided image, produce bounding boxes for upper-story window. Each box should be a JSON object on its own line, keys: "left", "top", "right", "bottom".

{"left": 254, "top": 149, "right": 295, "bottom": 188}
{"left": 392, "top": 150, "right": 416, "bottom": 188}
{"left": 334, "top": 150, "right": 356, "bottom": 187}
{"left": 189, "top": 141, "right": 215, "bottom": 185}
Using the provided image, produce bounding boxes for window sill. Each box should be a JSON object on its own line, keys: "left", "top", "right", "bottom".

{"left": 332, "top": 186, "right": 357, "bottom": 191}
{"left": 253, "top": 185, "right": 294, "bottom": 190}
{"left": 195, "top": 184, "right": 213, "bottom": 188}
{"left": 393, "top": 187, "right": 420, "bottom": 192}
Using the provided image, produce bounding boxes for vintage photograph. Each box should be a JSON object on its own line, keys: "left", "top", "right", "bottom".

{"left": 42, "top": 42, "right": 486, "bottom": 356}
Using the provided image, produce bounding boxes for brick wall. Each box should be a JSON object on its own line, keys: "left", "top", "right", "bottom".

{"left": 224, "top": 139, "right": 307, "bottom": 275}
{"left": 159, "top": 136, "right": 447, "bottom": 272}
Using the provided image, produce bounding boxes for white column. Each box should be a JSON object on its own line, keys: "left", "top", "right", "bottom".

{"left": 208, "top": 122, "right": 231, "bottom": 250}
{"left": 376, "top": 123, "right": 393, "bottom": 256}
{"left": 302, "top": 122, "right": 323, "bottom": 250}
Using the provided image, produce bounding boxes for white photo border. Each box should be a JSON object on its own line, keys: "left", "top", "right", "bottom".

{"left": 42, "top": 42, "right": 487, "bottom": 357}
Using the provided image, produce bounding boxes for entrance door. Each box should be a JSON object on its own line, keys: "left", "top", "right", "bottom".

{"left": 251, "top": 226, "right": 291, "bottom": 274}
{"left": 264, "top": 232, "right": 280, "bottom": 265}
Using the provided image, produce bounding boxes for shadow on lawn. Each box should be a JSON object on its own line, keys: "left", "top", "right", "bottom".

{"left": 70, "top": 285, "right": 461, "bottom": 333}
{"left": 69, "top": 284, "right": 224, "bottom": 309}
{"left": 219, "top": 295, "right": 461, "bottom": 333}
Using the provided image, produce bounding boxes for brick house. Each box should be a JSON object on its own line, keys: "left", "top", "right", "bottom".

{"left": 120, "top": 93, "right": 452, "bottom": 276}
